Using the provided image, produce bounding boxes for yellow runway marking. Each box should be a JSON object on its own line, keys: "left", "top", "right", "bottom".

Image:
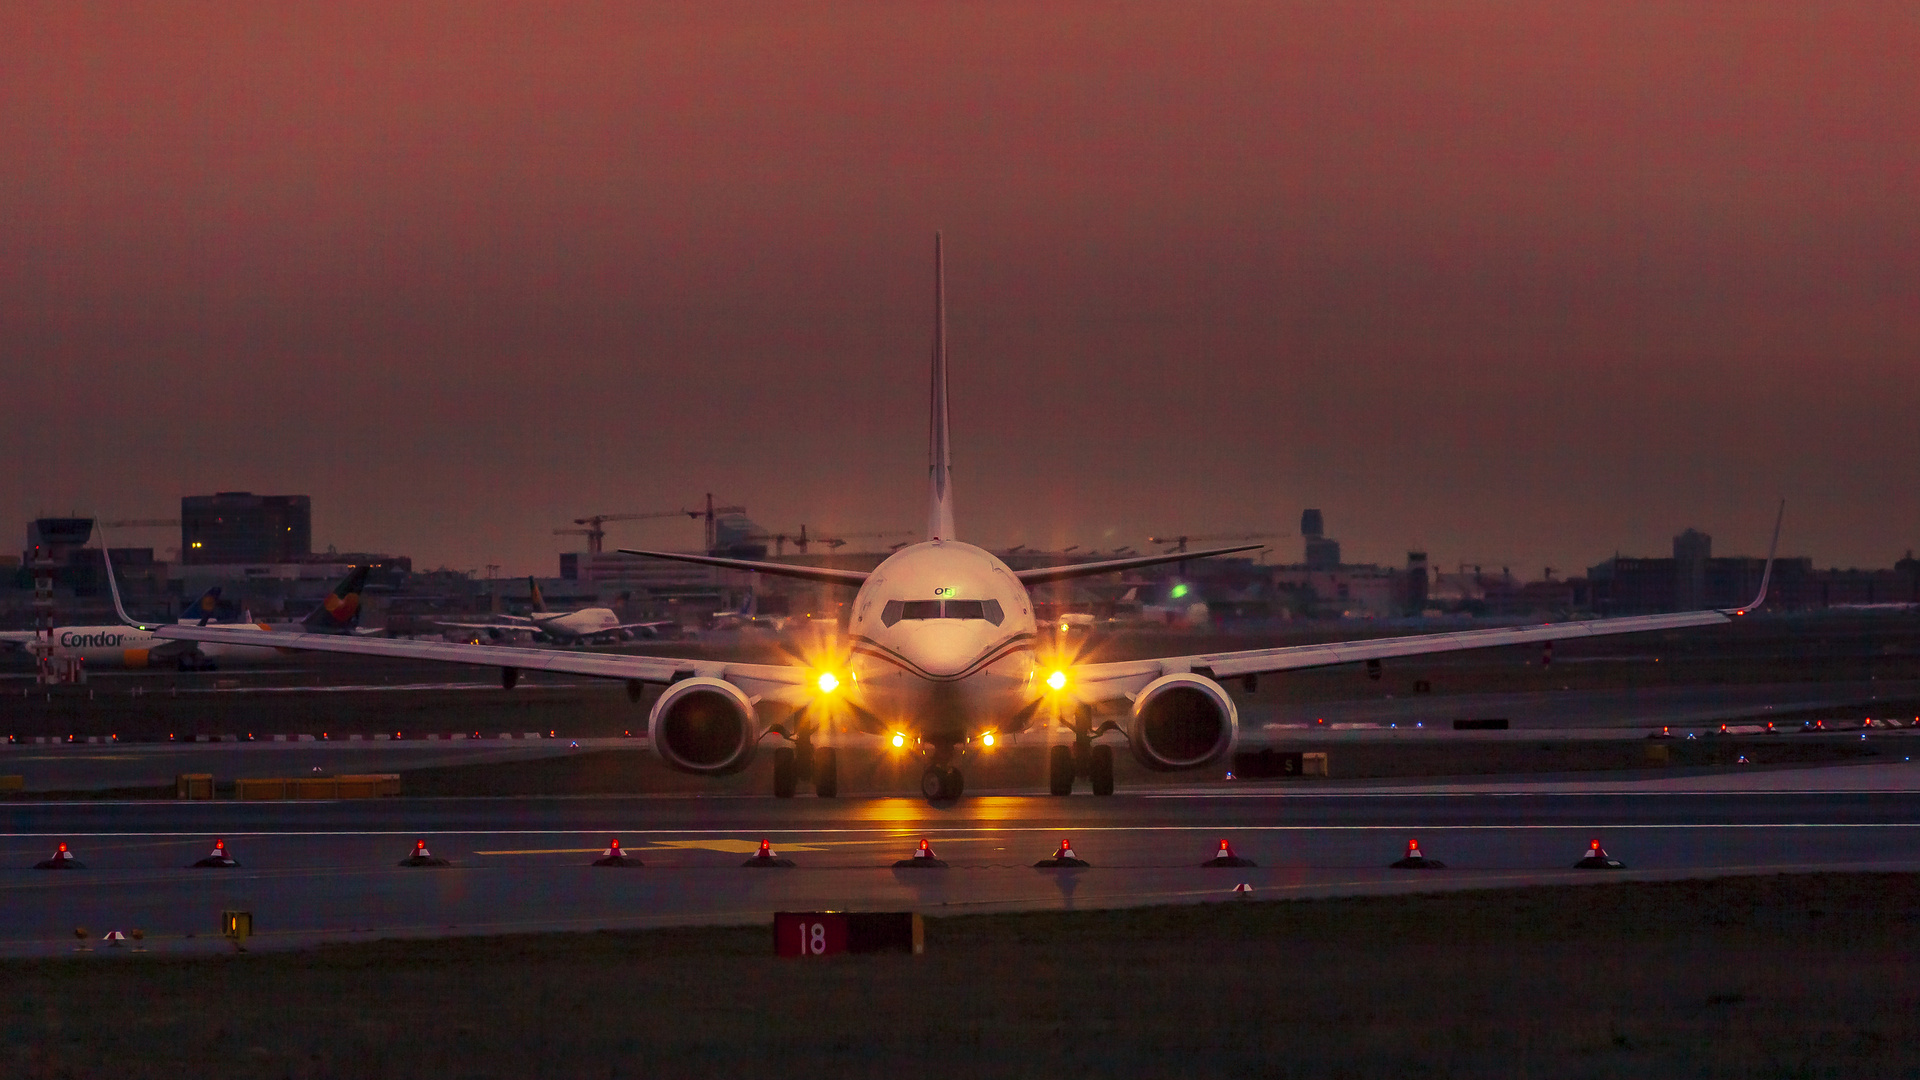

{"left": 651, "top": 839, "right": 828, "bottom": 854}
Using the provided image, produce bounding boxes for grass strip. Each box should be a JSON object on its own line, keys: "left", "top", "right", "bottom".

{"left": 5, "top": 873, "right": 1919, "bottom": 1078}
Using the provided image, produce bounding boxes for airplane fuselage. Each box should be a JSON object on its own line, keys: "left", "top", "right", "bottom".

{"left": 530, "top": 608, "right": 624, "bottom": 640}
{"left": 24, "top": 624, "right": 283, "bottom": 667}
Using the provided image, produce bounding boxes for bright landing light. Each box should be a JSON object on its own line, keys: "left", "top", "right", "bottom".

{"left": 981, "top": 732, "right": 995, "bottom": 747}
{"left": 1046, "top": 670, "right": 1068, "bottom": 691}
{"left": 891, "top": 732, "right": 907, "bottom": 748}
{"left": 816, "top": 671, "right": 840, "bottom": 694}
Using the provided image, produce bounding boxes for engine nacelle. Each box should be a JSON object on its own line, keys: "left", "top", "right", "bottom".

{"left": 1128, "top": 672, "right": 1238, "bottom": 772}
{"left": 647, "top": 677, "right": 759, "bottom": 775}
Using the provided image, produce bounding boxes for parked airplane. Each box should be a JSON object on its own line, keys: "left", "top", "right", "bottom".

{"left": 708, "top": 593, "right": 787, "bottom": 633}
{"left": 145, "top": 235, "right": 1781, "bottom": 801}
{"left": 436, "top": 578, "right": 670, "bottom": 643}
{"left": 7, "top": 564, "right": 374, "bottom": 670}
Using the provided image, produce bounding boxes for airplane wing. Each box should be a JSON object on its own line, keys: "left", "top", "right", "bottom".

{"left": 616, "top": 548, "right": 871, "bottom": 587}
{"left": 606, "top": 620, "right": 678, "bottom": 634}
{"left": 0, "top": 631, "right": 40, "bottom": 652}
{"left": 1069, "top": 503, "right": 1784, "bottom": 704}
{"left": 1014, "top": 544, "right": 1265, "bottom": 586}
{"left": 150, "top": 623, "right": 810, "bottom": 696}
{"left": 1065, "top": 608, "right": 1736, "bottom": 703}
{"left": 434, "top": 620, "right": 534, "bottom": 632}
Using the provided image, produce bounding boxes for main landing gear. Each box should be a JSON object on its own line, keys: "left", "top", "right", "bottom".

{"left": 772, "top": 730, "right": 838, "bottom": 799}
{"left": 1049, "top": 719, "right": 1115, "bottom": 796}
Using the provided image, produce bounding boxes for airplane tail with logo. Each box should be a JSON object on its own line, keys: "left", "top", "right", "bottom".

{"left": 186, "top": 586, "right": 223, "bottom": 626}
{"left": 528, "top": 577, "right": 549, "bottom": 613}
{"left": 300, "top": 565, "right": 372, "bottom": 634}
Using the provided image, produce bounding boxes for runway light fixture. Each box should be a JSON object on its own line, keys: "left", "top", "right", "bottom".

{"left": 816, "top": 671, "right": 840, "bottom": 694}
{"left": 891, "top": 732, "right": 907, "bottom": 749}
{"left": 1046, "top": 669, "right": 1068, "bottom": 691}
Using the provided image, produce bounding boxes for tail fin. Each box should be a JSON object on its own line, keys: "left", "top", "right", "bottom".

{"left": 928, "top": 232, "right": 956, "bottom": 541}
{"left": 528, "top": 577, "right": 548, "bottom": 613}
{"left": 301, "top": 564, "right": 371, "bottom": 633}
{"left": 188, "top": 586, "right": 223, "bottom": 626}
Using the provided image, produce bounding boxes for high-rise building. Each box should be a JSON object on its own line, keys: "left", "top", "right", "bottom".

{"left": 1301, "top": 509, "right": 1340, "bottom": 568}
{"left": 180, "top": 493, "right": 311, "bottom": 565}
{"left": 1673, "top": 528, "right": 1711, "bottom": 611}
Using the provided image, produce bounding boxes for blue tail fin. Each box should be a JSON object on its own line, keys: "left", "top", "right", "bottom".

{"left": 188, "top": 586, "right": 223, "bottom": 626}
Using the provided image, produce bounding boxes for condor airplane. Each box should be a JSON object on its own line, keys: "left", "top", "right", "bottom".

{"left": 11, "top": 564, "right": 374, "bottom": 670}
{"left": 146, "top": 236, "right": 1780, "bottom": 801}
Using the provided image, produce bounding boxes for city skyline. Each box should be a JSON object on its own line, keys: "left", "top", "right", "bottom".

{"left": 4, "top": 4, "right": 1915, "bottom": 577}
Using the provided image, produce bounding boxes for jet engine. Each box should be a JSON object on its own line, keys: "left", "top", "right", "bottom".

{"left": 648, "top": 677, "right": 759, "bottom": 775}
{"left": 1127, "top": 672, "right": 1238, "bottom": 771}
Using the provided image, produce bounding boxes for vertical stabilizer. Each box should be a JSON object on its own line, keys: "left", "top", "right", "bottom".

{"left": 928, "top": 233, "right": 957, "bottom": 541}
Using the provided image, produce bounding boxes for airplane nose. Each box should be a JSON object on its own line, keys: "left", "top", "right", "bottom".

{"left": 897, "top": 627, "right": 989, "bottom": 678}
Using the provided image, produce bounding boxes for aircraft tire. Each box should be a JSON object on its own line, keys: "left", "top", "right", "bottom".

{"left": 1048, "top": 745, "right": 1074, "bottom": 796}
{"left": 1089, "top": 744, "right": 1115, "bottom": 796}
{"left": 773, "top": 747, "right": 798, "bottom": 798}
{"left": 920, "top": 766, "right": 948, "bottom": 801}
{"left": 813, "top": 747, "right": 838, "bottom": 797}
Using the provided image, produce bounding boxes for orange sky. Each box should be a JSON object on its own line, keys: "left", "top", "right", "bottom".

{"left": 3, "top": 3, "right": 1916, "bottom": 575}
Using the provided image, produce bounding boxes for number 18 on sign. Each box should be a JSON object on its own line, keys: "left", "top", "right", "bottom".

{"left": 773, "top": 911, "right": 923, "bottom": 957}
{"left": 775, "top": 912, "right": 849, "bottom": 957}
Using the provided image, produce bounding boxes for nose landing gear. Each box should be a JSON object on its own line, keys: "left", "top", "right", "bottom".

{"left": 919, "top": 764, "right": 963, "bottom": 801}
{"left": 919, "top": 742, "right": 963, "bottom": 802}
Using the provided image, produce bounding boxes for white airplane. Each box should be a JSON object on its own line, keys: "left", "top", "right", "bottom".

{"left": 436, "top": 579, "right": 671, "bottom": 644}
{"left": 145, "top": 235, "right": 1782, "bottom": 801}
{"left": 7, "top": 565, "right": 374, "bottom": 670}
{"left": 708, "top": 593, "right": 787, "bottom": 633}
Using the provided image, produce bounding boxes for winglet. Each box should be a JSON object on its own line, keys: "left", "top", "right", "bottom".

{"left": 100, "top": 540, "right": 155, "bottom": 631}
{"left": 928, "top": 232, "right": 956, "bottom": 542}
{"left": 1727, "top": 500, "right": 1785, "bottom": 615}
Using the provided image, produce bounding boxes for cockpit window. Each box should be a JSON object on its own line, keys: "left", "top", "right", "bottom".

{"left": 879, "top": 598, "right": 1007, "bottom": 626}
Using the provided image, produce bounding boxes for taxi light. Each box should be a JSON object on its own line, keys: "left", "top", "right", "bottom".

{"left": 816, "top": 672, "right": 839, "bottom": 694}
{"left": 981, "top": 732, "right": 995, "bottom": 747}
{"left": 891, "top": 732, "right": 907, "bottom": 748}
{"left": 1046, "top": 670, "right": 1067, "bottom": 691}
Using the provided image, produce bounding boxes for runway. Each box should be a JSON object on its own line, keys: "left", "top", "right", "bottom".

{"left": 7, "top": 762, "right": 1920, "bottom": 957}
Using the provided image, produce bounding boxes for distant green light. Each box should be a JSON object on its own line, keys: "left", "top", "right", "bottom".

{"left": 1170, "top": 584, "right": 1189, "bottom": 599}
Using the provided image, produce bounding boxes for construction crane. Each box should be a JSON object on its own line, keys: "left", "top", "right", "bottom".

{"left": 557, "top": 512, "right": 697, "bottom": 555}
{"left": 1146, "top": 531, "right": 1278, "bottom": 554}
{"left": 558, "top": 495, "right": 748, "bottom": 555}
{"left": 743, "top": 527, "right": 915, "bottom": 556}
